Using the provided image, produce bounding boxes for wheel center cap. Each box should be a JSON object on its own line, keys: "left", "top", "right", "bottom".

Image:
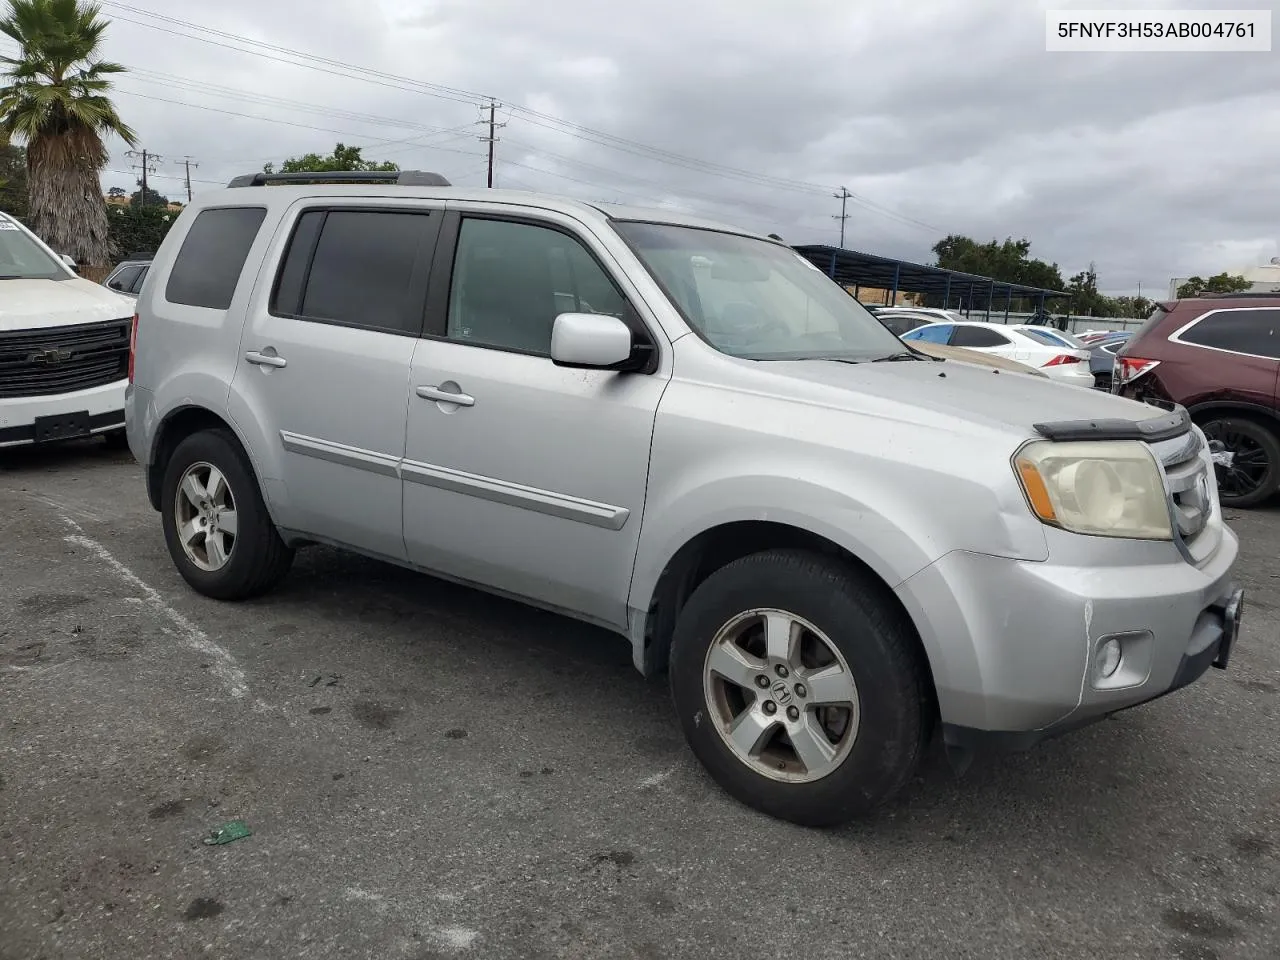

{"left": 771, "top": 681, "right": 792, "bottom": 705}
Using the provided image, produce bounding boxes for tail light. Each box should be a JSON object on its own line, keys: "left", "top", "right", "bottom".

{"left": 1042, "top": 354, "right": 1083, "bottom": 366}
{"left": 127, "top": 313, "right": 138, "bottom": 383}
{"left": 1114, "top": 356, "right": 1160, "bottom": 385}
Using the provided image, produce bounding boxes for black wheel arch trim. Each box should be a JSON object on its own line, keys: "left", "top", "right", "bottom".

{"left": 1187, "top": 400, "right": 1280, "bottom": 426}
{"left": 146, "top": 405, "right": 267, "bottom": 514}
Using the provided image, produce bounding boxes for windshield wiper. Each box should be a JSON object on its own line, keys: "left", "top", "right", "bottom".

{"left": 871, "top": 351, "right": 924, "bottom": 362}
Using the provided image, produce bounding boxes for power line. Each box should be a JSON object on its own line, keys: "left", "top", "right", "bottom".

{"left": 94, "top": 3, "right": 938, "bottom": 231}
{"left": 98, "top": 2, "right": 485, "bottom": 106}
{"left": 125, "top": 65, "right": 467, "bottom": 138}
{"left": 108, "top": 86, "right": 487, "bottom": 164}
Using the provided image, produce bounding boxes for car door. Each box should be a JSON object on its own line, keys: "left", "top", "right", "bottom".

{"left": 230, "top": 201, "right": 442, "bottom": 562}
{"left": 402, "top": 209, "right": 669, "bottom": 629}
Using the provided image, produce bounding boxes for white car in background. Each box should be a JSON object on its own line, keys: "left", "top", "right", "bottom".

{"left": 900, "top": 320, "right": 1094, "bottom": 387}
{"left": 0, "top": 212, "right": 135, "bottom": 448}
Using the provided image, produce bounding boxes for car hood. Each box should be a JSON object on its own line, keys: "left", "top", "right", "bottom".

{"left": 0, "top": 278, "right": 135, "bottom": 331}
{"left": 756, "top": 353, "right": 1159, "bottom": 440}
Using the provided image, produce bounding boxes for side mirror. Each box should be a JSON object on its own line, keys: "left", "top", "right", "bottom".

{"left": 107, "top": 278, "right": 125, "bottom": 290}
{"left": 550, "top": 313, "right": 636, "bottom": 369}
{"left": 58, "top": 253, "right": 78, "bottom": 272}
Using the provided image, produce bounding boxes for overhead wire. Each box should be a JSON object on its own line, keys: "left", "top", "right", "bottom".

{"left": 94, "top": 1, "right": 939, "bottom": 234}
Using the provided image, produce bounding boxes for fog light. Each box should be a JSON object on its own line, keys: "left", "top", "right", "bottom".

{"left": 1097, "top": 638, "right": 1122, "bottom": 679}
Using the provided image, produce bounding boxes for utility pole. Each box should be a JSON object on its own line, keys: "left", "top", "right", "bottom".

{"left": 124, "top": 149, "right": 161, "bottom": 207}
{"left": 479, "top": 98, "right": 505, "bottom": 188}
{"left": 182, "top": 157, "right": 199, "bottom": 202}
{"left": 833, "top": 187, "right": 852, "bottom": 247}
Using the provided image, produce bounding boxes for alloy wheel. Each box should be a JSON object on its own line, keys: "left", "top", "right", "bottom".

{"left": 702, "top": 608, "right": 860, "bottom": 784}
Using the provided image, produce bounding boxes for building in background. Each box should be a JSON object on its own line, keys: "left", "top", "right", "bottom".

{"left": 1169, "top": 258, "right": 1280, "bottom": 299}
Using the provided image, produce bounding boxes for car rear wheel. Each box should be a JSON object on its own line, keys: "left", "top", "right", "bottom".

{"left": 161, "top": 429, "right": 294, "bottom": 599}
{"left": 1201, "top": 417, "right": 1280, "bottom": 509}
{"left": 669, "top": 549, "right": 930, "bottom": 827}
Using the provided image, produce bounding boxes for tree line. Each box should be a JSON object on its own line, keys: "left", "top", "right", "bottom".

{"left": 928, "top": 234, "right": 1252, "bottom": 317}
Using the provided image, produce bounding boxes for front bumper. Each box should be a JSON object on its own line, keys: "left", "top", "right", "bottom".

{"left": 0, "top": 379, "right": 127, "bottom": 448}
{"left": 894, "top": 526, "right": 1241, "bottom": 746}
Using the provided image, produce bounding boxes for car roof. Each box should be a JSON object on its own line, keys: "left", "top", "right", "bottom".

{"left": 192, "top": 183, "right": 777, "bottom": 242}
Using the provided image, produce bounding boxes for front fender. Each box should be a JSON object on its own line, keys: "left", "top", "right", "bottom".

{"left": 629, "top": 474, "right": 937, "bottom": 617}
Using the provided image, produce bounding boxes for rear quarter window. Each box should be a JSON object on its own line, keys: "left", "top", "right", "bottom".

{"left": 1178, "top": 308, "right": 1280, "bottom": 360}
{"left": 165, "top": 207, "right": 268, "bottom": 310}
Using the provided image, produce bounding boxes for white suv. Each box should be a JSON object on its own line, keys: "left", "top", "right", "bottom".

{"left": 0, "top": 212, "right": 135, "bottom": 448}
{"left": 126, "top": 172, "right": 1242, "bottom": 826}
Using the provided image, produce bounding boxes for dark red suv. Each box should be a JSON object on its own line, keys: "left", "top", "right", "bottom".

{"left": 1113, "top": 294, "right": 1279, "bottom": 507}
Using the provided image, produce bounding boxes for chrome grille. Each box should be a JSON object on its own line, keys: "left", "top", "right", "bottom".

{"left": 1158, "top": 428, "right": 1212, "bottom": 543}
{"left": 0, "top": 319, "right": 130, "bottom": 399}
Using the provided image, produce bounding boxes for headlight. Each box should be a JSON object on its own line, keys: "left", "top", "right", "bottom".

{"left": 1012, "top": 440, "right": 1172, "bottom": 540}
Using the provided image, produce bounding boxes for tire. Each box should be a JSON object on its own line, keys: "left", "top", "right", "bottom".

{"left": 103, "top": 428, "right": 129, "bottom": 450}
{"left": 1200, "top": 416, "right": 1280, "bottom": 509}
{"left": 160, "top": 428, "right": 294, "bottom": 600}
{"left": 669, "top": 549, "right": 930, "bottom": 827}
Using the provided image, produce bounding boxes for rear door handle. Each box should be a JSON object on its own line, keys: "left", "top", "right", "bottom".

{"left": 416, "top": 385, "right": 474, "bottom": 407}
{"left": 245, "top": 351, "right": 287, "bottom": 368}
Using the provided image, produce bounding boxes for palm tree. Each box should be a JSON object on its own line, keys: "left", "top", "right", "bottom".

{"left": 0, "top": 0, "right": 135, "bottom": 265}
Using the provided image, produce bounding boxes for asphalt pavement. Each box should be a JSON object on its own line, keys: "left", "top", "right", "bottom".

{"left": 1, "top": 439, "right": 1278, "bottom": 960}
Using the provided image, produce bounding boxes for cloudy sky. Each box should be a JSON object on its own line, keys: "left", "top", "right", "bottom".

{"left": 7, "top": 0, "right": 1278, "bottom": 294}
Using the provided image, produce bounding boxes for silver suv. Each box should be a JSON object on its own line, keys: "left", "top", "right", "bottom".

{"left": 126, "top": 171, "right": 1244, "bottom": 826}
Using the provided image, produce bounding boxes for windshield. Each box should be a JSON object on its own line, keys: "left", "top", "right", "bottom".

{"left": 0, "top": 215, "right": 66, "bottom": 280}
{"left": 613, "top": 221, "right": 905, "bottom": 361}
{"left": 1020, "top": 326, "right": 1086, "bottom": 349}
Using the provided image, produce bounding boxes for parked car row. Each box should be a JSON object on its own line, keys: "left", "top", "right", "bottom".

{"left": 898, "top": 319, "right": 1095, "bottom": 387}
{"left": 120, "top": 170, "right": 1244, "bottom": 826}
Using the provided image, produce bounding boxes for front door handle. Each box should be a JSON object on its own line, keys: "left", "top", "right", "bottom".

{"left": 245, "top": 350, "right": 287, "bottom": 368}
{"left": 416, "top": 385, "right": 474, "bottom": 407}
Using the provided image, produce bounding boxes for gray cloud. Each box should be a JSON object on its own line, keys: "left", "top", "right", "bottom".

{"left": 10, "top": 0, "right": 1276, "bottom": 293}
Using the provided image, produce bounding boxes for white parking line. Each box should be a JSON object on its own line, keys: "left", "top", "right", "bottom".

{"left": 60, "top": 528, "right": 249, "bottom": 700}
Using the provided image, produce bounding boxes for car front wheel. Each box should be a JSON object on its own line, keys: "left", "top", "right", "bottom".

{"left": 669, "top": 549, "right": 931, "bottom": 827}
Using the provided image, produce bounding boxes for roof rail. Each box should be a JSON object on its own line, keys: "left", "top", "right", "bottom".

{"left": 226, "top": 170, "right": 451, "bottom": 188}
{"left": 1192, "top": 290, "right": 1279, "bottom": 299}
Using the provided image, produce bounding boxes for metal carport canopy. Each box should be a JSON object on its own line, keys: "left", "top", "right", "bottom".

{"left": 791, "top": 244, "right": 1069, "bottom": 309}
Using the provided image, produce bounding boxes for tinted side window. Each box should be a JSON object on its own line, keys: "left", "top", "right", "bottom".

{"left": 129, "top": 265, "right": 150, "bottom": 294}
{"left": 950, "top": 325, "right": 1010, "bottom": 347}
{"left": 879, "top": 315, "right": 916, "bottom": 336}
{"left": 165, "top": 207, "right": 267, "bottom": 309}
{"left": 1180, "top": 309, "right": 1280, "bottom": 360}
{"left": 298, "top": 211, "right": 432, "bottom": 334}
{"left": 270, "top": 211, "right": 325, "bottom": 316}
{"left": 447, "top": 217, "right": 627, "bottom": 354}
{"left": 108, "top": 265, "right": 142, "bottom": 291}
{"left": 1020, "top": 327, "right": 1070, "bottom": 347}
{"left": 904, "top": 324, "right": 952, "bottom": 344}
